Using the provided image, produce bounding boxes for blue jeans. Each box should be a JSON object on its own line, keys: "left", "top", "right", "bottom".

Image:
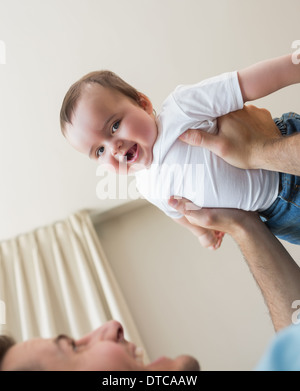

{"left": 259, "top": 112, "right": 300, "bottom": 245}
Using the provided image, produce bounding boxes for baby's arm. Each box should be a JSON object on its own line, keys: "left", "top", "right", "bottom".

{"left": 238, "top": 54, "right": 300, "bottom": 102}
{"left": 173, "top": 216, "right": 224, "bottom": 250}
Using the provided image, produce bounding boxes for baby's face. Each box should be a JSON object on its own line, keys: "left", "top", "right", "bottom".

{"left": 65, "top": 84, "right": 158, "bottom": 174}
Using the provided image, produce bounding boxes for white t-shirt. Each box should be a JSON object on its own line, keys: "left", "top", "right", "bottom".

{"left": 135, "top": 71, "right": 279, "bottom": 219}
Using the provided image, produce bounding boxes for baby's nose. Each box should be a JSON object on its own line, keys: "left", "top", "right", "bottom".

{"left": 110, "top": 140, "right": 123, "bottom": 156}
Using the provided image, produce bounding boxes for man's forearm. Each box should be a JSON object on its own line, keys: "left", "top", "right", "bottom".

{"left": 231, "top": 215, "right": 300, "bottom": 331}
{"left": 256, "top": 132, "right": 300, "bottom": 176}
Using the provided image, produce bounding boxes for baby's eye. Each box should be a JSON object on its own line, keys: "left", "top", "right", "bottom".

{"left": 96, "top": 146, "right": 105, "bottom": 158}
{"left": 112, "top": 121, "right": 120, "bottom": 134}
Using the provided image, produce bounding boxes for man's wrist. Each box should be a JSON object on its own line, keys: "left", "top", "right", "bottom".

{"left": 229, "top": 212, "right": 261, "bottom": 242}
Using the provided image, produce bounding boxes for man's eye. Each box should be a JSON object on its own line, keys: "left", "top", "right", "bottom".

{"left": 71, "top": 341, "right": 77, "bottom": 352}
{"left": 96, "top": 146, "right": 105, "bottom": 158}
{"left": 112, "top": 121, "right": 120, "bottom": 133}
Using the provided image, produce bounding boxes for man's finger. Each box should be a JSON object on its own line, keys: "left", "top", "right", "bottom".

{"left": 179, "top": 129, "right": 220, "bottom": 154}
{"left": 168, "top": 196, "right": 201, "bottom": 215}
{"left": 179, "top": 129, "right": 204, "bottom": 145}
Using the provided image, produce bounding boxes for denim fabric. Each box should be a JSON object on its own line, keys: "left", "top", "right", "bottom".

{"left": 259, "top": 112, "right": 300, "bottom": 245}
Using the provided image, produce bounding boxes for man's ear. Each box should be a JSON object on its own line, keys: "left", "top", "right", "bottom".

{"left": 137, "top": 92, "right": 153, "bottom": 114}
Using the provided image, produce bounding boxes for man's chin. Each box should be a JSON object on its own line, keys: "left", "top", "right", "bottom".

{"left": 146, "top": 355, "right": 200, "bottom": 371}
{"left": 173, "top": 355, "right": 200, "bottom": 371}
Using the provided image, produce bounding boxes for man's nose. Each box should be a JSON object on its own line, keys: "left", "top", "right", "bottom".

{"left": 76, "top": 320, "right": 125, "bottom": 347}
{"left": 90, "top": 320, "right": 124, "bottom": 343}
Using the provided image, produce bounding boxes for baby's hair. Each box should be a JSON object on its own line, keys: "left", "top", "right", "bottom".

{"left": 60, "top": 70, "right": 141, "bottom": 135}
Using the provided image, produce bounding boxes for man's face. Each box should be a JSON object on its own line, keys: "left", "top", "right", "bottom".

{"left": 1, "top": 320, "right": 200, "bottom": 371}
{"left": 65, "top": 84, "right": 158, "bottom": 174}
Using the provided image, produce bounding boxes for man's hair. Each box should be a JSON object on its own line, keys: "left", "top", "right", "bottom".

{"left": 0, "top": 335, "right": 15, "bottom": 370}
{"left": 60, "top": 70, "right": 141, "bottom": 135}
{"left": 0, "top": 335, "right": 43, "bottom": 371}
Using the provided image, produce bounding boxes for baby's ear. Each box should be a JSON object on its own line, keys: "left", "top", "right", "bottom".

{"left": 137, "top": 93, "right": 153, "bottom": 114}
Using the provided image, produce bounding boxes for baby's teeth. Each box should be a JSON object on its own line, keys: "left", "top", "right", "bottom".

{"left": 118, "top": 155, "right": 126, "bottom": 163}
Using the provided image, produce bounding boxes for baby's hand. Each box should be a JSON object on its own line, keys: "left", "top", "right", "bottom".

{"left": 198, "top": 229, "right": 225, "bottom": 250}
{"left": 170, "top": 210, "right": 225, "bottom": 251}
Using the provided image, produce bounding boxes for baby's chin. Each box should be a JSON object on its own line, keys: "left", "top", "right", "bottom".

{"left": 145, "top": 355, "right": 200, "bottom": 371}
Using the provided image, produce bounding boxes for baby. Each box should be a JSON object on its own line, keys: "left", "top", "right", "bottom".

{"left": 60, "top": 54, "right": 300, "bottom": 249}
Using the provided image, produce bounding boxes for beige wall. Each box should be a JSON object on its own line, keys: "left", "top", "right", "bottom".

{"left": 1, "top": 0, "right": 300, "bottom": 370}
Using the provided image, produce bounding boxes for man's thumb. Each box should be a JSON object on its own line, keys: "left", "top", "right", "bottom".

{"left": 179, "top": 129, "right": 217, "bottom": 152}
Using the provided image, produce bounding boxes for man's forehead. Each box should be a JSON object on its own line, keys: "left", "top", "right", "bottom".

{"left": 2, "top": 337, "right": 56, "bottom": 370}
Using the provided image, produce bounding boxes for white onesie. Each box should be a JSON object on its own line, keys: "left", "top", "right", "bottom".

{"left": 135, "top": 71, "right": 279, "bottom": 219}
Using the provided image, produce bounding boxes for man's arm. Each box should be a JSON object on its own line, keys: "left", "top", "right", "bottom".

{"left": 173, "top": 216, "right": 224, "bottom": 250}
{"left": 179, "top": 105, "right": 300, "bottom": 176}
{"left": 169, "top": 197, "right": 300, "bottom": 332}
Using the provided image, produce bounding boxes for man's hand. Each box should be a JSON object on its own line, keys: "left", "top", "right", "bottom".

{"left": 179, "top": 105, "right": 282, "bottom": 170}
{"left": 173, "top": 215, "right": 225, "bottom": 250}
{"left": 197, "top": 229, "right": 224, "bottom": 251}
{"left": 169, "top": 196, "right": 254, "bottom": 236}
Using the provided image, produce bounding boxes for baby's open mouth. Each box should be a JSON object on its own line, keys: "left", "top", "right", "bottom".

{"left": 125, "top": 144, "right": 138, "bottom": 163}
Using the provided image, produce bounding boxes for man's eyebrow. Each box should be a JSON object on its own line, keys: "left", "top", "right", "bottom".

{"left": 54, "top": 334, "right": 76, "bottom": 351}
{"left": 88, "top": 114, "right": 116, "bottom": 159}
